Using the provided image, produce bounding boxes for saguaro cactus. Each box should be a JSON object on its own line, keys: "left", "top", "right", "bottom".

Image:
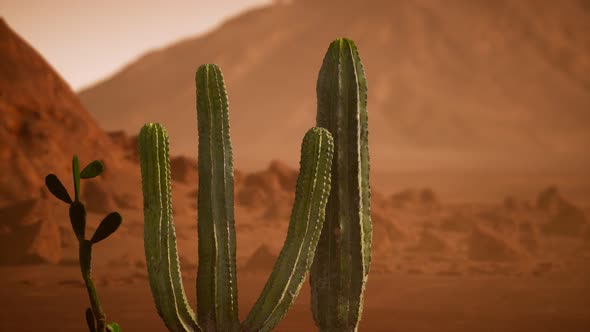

{"left": 138, "top": 64, "right": 334, "bottom": 332}
{"left": 195, "top": 64, "right": 239, "bottom": 332}
{"left": 310, "top": 38, "right": 372, "bottom": 331}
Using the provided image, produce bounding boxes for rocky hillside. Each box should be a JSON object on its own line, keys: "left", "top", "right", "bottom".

{"left": 0, "top": 19, "right": 144, "bottom": 264}
{"left": 2, "top": 14, "right": 589, "bottom": 282}
{"left": 0, "top": 18, "right": 127, "bottom": 203}
{"left": 79, "top": 0, "right": 590, "bottom": 173}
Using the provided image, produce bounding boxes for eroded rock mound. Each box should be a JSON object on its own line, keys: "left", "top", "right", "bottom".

{"left": 518, "top": 222, "right": 539, "bottom": 253}
{"left": 0, "top": 197, "right": 61, "bottom": 265}
{"left": 0, "top": 20, "right": 145, "bottom": 265}
{"left": 108, "top": 131, "right": 139, "bottom": 163}
{"left": 0, "top": 19, "right": 124, "bottom": 203}
{"left": 536, "top": 186, "right": 587, "bottom": 237}
{"left": 477, "top": 209, "right": 515, "bottom": 231}
{"left": 390, "top": 188, "right": 439, "bottom": 210}
{"left": 170, "top": 155, "right": 199, "bottom": 184}
{"left": 267, "top": 160, "right": 298, "bottom": 192}
{"left": 81, "top": 180, "right": 117, "bottom": 213}
{"left": 438, "top": 212, "right": 474, "bottom": 233}
{"left": 409, "top": 229, "right": 448, "bottom": 253}
{"left": 236, "top": 160, "right": 296, "bottom": 220}
{"left": 242, "top": 245, "right": 277, "bottom": 272}
{"left": 371, "top": 209, "right": 406, "bottom": 251}
{"left": 467, "top": 225, "right": 522, "bottom": 262}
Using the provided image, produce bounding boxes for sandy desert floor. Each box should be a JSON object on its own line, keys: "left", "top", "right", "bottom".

{"left": 2, "top": 174, "right": 590, "bottom": 331}
{"left": 1, "top": 265, "right": 589, "bottom": 332}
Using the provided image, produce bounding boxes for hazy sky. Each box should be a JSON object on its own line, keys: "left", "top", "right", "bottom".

{"left": 1, "top": 0, "right": 272, "bottom": 90}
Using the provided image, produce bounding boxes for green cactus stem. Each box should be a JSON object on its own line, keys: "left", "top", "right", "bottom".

{"left": 140, "top": 64, "right": 335, "bottom": 332}
{"left": 242, "top": 127, "right": 334, "bottom": 332}
{"left": 310, "top": 38, "right": 372, "bottom": 332}
{"left": 139, "top": 124, "right": 202, "bottom": 332}
{"left": 73, "top": 155, "right": 81, "bottom": 202}
{"left": 195, "top": 64, "right": 240, "bottom": 332}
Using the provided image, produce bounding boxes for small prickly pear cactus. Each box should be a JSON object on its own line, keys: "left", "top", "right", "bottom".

{"left": 45, "top": 156, "right": 123, "bottom": 332}
{"left": 138, "top": 64, "right": 334, "bottom": 332}
{"left": 310, "top": 38, "right": 372, "bottom": 332}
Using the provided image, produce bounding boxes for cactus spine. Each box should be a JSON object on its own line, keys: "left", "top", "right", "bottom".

{"left": 139, "top": 64, "right": 334, "bottom": 332}
{"left": 310, "top": 38, "right": 372, "bottom": 332}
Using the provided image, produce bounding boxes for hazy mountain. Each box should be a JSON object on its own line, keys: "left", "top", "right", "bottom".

{"left": 0, "top": 18, "right": 132, "bottom": 264}
{"left": 79, "top": 0, "right": 590, "bottom": 174}
{"left": 0, "top": 18, "right": 127, "bottom": 203}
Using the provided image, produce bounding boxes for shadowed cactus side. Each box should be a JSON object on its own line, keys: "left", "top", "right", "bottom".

{"left": 138, "top": 64, "right": 334, "bottom": 332}
{"left": 310, "top": 38, "right": 372, "bottom": 332}
{"left": 45, "top": 157, "right": 123, "bottom": 332}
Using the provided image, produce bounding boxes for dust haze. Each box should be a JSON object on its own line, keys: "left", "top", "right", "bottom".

{"left": 1, "top": 1, "right": 590, "bottom": 331}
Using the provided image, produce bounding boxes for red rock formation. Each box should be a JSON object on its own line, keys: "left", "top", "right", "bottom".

{"left": 0, "top": 196, "right": 61, "bottom": 264}
{"left": 0, "top": 18, "right": 125, "bottom": 203}
{"left": 236, "top": 160, "right": 296, "bottom": 217}
{"left": 537, "top": 186, "right": 587, "bottom": 237}
{"left": 170, "top": 155, "right": 199, "bottom": 184}
{"left": 108, "top": 131, "right": 139, "bottom": 163}
{"left": 466, "top": 225, "right": 523, "bottom": 262}
{"left": 0, "top": 19, "right": 131, "bottom": 264}
{"left": 242, "top": 245, "right": 278, "bottom": 272}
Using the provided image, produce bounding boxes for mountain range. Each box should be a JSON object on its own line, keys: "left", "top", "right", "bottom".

{"left": 2, "top": 12, "right": 590, "bottom": 331}
{"left": 79, "top": 0, "right": 590, "bottom": 174}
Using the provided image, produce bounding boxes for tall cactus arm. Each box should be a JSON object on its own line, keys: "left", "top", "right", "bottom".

{"left": 242, "top": 127, "right": 334, "bottom": 332}
{"left": 139, "top": 123, "right": 202, "bottom": 332}
{"left": 311, "top": 38, "right": 372, "bottom": 332}
{"left": 195, "top": 64, "right": 240, "bottom": 332}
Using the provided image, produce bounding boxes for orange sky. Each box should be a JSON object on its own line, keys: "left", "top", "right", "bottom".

{"left": 1, "top": 0, "right": 271, "bottom": 90}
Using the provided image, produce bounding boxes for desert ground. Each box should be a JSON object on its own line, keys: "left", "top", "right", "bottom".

{"left": 2, "top": 165, "right": 590, "bottom": 331}
{"left": 2, "top": 268, "right": 590, "bottom": 332}
{"left": 2, "top": 0, "right": 590, "bottom": 330}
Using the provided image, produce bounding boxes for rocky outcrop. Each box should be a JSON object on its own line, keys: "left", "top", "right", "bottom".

{"left": 242, "top": 245, "right": 278, "bottom": 272}
{"left": 536, "top": 187, "right": 587, "bottom": 237}
{"left": 170, "top": 155, "right": 199, "bottom": 184}
{"left": 389, "top": 188, "right": 440, "bottom": 210}
{"left": 236, "top": 160, "right": 297, "bottom": 220}
{"left": 466, "top": 225, "right": 523, "bottom": 262}
{"left": 0, "top": 19, "right": 125, "bottom": 203}
{"left": 0, "top": 197, "right": 62, "bottom": 265}
{"left": 0, "top": 19, "right": 132, "bottom": 265}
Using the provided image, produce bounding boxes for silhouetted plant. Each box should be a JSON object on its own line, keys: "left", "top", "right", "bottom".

{"left": 45, "top": 156, "right": 122, "bottom": 332}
